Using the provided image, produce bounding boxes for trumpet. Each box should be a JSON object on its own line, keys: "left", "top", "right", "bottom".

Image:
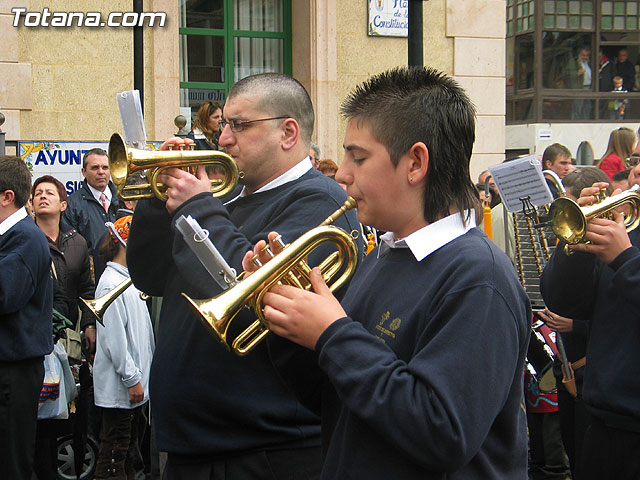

{"left": 81, "top": 277, "right": 149, "bottom": 325}
{"left": 182, "top": 198, "right": 360, "bottom": 356}
{"left": 548, "top": 184, "right": 640, "bottom": 245}
{"left": 108, "top": 133, "right": 241, "bottom": 201}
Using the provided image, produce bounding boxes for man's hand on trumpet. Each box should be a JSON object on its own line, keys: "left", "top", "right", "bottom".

{"left": 568, "top": 181, "right": 632, "bottom": 263}
{"left": 156, "top": 137, "right": 211, "bottom": 213}
{"left": 241, "top": 232, "right": 347, "bottom": 350}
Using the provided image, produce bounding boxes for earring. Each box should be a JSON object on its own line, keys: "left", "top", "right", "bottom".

{"left": 409, "top": 176, "right": 413, "bottom": 183}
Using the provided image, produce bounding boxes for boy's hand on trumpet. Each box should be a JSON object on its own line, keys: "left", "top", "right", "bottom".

{"left": 241, "top": 232, "right": 347, "bottom": 350}
{"left": 262, "top": 268, "right": 346, "bottom": 350}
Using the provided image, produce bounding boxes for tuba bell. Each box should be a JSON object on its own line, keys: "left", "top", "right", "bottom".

{"left": 108, "top": 133, "right": 241, "bottom": 201}
{"left": 182, "top": 198, "right": 360, "bottom": 356}
{"left": 548, "top": 184, "right": 640, "bottom": 245}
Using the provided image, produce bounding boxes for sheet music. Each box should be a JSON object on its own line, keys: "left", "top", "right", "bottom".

{"left": 116, "top": 90, "right": 147, "bottom": 150}
{"left": 175, "top": 215, "right": 237, "bottom": 291}
{"left": 489, "top": 155, "right": 553, "bottom": 212}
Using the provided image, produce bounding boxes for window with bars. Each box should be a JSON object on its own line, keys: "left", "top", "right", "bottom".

{"left": 508, "top": 0, "right": 535, "bottom": 33}
{"left": 601, "top": 0, "right": 639, "bottom": 29}
{"left": 543, "top": 0, "right": 594, "bottom": 29}
{"left": 178, "top": 0, "right": 292, "bottom": 120}
{"left": 507, "top": 0, "right": 640, "bottom": 123}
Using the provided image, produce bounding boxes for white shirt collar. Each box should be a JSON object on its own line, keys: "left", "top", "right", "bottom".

{"left": 87, "top": 182, "right": 111, "bottom": 203}
{"left": 0, "top": 207, "right": 28, "bottom": 235}
{"left": 378, "top": 209, "right": 476, "bottom": 261}
{"left": 234, "top": 156, "right": 313, "bottom": 200}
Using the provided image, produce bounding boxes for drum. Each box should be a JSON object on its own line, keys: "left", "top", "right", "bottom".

{"left": 526, "top": 316, "right": 558, "bottom": 394}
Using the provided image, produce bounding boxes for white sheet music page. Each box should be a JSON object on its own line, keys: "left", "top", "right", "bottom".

{"left": 489, "top": 155, "right": 553, "bottom": 212}
{"left": 116, "top": 90, "right": 147, "bottom": 150}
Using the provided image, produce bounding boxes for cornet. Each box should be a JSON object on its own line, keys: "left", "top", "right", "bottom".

{"left": 548, "top": 184, "right": 640, "bottom": 245}
{"left": 108, "top": 133, "right": 241, "bottom": 201}
{"left": 182, "top": 198, "right": 360, "bottom": 356}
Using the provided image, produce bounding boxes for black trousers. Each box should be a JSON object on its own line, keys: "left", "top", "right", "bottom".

{"left": 0, "top": 356, "right": 45, "bottom": 480}
{"left": 527, "top": 410, "right": 570, "bottom": 480}
{"left": 576, "top": 415, "right": 640, "bottom": 480}
{"left": 96, "top": 404, "right": 145, "bottom": 480}
{"left": 557, "top": 388, "right": 591, "bottom": 479}
{"left": 33, "top": 418, "right": 67, "bottom": 480}
{"left": 163, "top": 445, "right": 322, "bottom": 480}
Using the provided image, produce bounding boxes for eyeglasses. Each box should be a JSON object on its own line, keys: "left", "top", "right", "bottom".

{"left": 625, "top": 155, "right": 640, "bottom": 168}
{"left": 219, "top": 116, "right": 289, "bottom": 133}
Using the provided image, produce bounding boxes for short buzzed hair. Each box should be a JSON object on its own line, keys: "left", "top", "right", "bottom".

{"left": 0, "top": 156, "right": 32, "bottom": 207}
{"left": 228, "top": 73, "right": 315, "bottom": 143}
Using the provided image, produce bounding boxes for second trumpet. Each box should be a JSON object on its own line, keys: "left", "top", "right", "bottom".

{"left": 108, "top": 133, "right": 241, "bottom": 201}
{"left": 549, "top": 184, "right": 640, "bottom": 244}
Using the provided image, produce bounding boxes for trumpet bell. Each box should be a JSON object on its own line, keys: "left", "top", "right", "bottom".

{"left": 549, "top": 186, "right": 640, "bottom": 244}
{"left": 108, "top": 133, "right": 241, "bottom": 201}
{"left": 109, "top": 133, "right": 130, "bottom": 194}
{"left": 548, "top": 197, "right": 586, "bottom": 244}
{"left": 181, "top": 295, "right": 233, "bottom": 351}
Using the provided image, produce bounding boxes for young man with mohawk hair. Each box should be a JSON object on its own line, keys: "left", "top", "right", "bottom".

{"left": 252, "top": 66, "right": 531, "bottom": 479}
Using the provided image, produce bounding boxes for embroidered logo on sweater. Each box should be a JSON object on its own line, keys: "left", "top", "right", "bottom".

{"left": 375, "top": 311, "right": 401, "bottom": 342}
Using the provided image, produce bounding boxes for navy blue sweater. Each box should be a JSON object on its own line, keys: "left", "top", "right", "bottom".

{"left": 0, "top": 215, "right": 53, "bottom": 361}
{"left": 127, "top": 169, "right": 363, "bottom": 456}
{"left": 541, "top": 229, "right": 640, "bottom": 431}
{"left": 273, "top": 228, "right": 531, "bottom": 479}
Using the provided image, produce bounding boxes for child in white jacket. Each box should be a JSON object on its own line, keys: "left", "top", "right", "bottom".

{"left": 94, "top": 215, "right": 154, "bottom": 479}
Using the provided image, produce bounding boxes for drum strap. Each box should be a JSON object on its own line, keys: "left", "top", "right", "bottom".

{"left": 562, "top": 356, "right": 586, "bottom": 398}
{"left": 571, "top": 356, "right": 586, "bottom": 370}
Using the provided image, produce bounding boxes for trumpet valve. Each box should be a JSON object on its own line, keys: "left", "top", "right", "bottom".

{"left": 274, "top": 235, "right": 286, "bottom": 250}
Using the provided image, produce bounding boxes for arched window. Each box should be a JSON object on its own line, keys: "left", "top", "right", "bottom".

{"left": 576, "top": 140, "right": 594, "bottom": 165}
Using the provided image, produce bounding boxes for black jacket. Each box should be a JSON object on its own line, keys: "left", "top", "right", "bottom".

{"left": 62, "top": 180, "right": 119, "bottom": 252}
{"left": 541, "top": 228, "right": 640, "bottom": 431}
{"left": 62, "top": 180, "right": 119, "bottom": 281}
{"left": 48, "top": 227, "right": 95, "bottom": 330}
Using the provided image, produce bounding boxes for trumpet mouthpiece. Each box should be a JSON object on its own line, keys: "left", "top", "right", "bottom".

{"left": 320, "top": 197, "right": 357, "bottom": 226}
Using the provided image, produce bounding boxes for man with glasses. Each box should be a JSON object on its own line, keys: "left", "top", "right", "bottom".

{"left": 541, "top": 151, "right": 640, "bottom": 479}
{"left": 127, "top": 73, "right": 362, "bottom": 479}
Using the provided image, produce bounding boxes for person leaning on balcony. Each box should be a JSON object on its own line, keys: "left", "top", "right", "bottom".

{"left": 568, "top": 47, "right": 592, "bottom": 120}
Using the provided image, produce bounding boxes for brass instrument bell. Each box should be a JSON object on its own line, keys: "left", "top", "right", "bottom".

{"left": 549, "top": 184, "right": 640, "bottom": 244}
{"left": 81, "top": 277, "right": 150, "bottom": 324}
{"left": 81, "top": 277, "right": 133, "bottom": 326}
